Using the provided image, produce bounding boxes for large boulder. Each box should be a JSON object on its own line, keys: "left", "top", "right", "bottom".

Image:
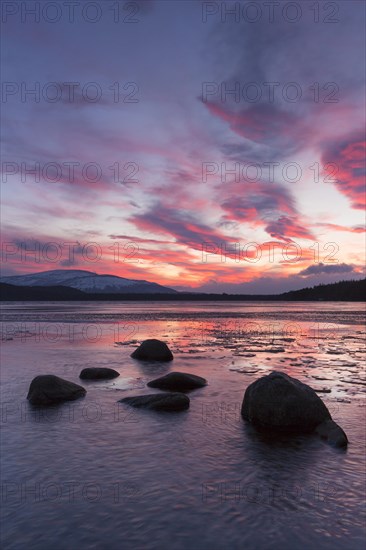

{"left": 80, "top": 367, "right": 120, "bottom": 380}
{"left": 147, "top": 372, "right": 207, "bottom": 392}
{"left": 27, "top": 375, "right": 86, "bottom": 406}
{"left": 241, "top": 371, "right": 348, "bottom": 447}
{"left": 119, "top": 393, "right": 189, "bottom": 411}
{"left": 131, "top": 339, "right": 173, "bottom": 362}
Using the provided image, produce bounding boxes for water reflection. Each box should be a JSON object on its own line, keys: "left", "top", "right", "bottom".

{"left": 1, "top": 302, "right": 365, "bottom": 549}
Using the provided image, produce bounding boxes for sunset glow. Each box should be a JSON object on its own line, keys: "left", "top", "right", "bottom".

{"left": 1, "top": 1, "right": 365, "bottom": 293}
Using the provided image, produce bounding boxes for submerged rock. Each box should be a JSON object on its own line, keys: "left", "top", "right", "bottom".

{"left": 315, "top": 419, "right": 348, "bottom": 447}
{"left": 119, "top": 393, "right": 189, "bottom": 411}
{"left": 147, "top": 372, "right": 207, "bottom": 392}
{"left": 27, "top": 375, "right": 86, "bottom": 406}
{"left": 80, "top": 367, "right": 120, "bottom": 380}
{"left": 131, "top": 339, "right": 173, "bottom": 362}
{"left": 241, "top": 371, "right": 348, "bottom": 447}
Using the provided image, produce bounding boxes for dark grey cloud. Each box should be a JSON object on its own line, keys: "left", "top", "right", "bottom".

{"left": 204, "top": 1, "right": 365, "bottom": 159}
{"left": 320, "top": 129, "right": 365, "bottom": 210}
{"left": 299, "top": 262, "right": 356, "bottom": 277}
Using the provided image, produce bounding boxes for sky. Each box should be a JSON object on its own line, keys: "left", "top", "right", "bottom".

{"left": 1, "top": 0, "right": 365, "bottom": 293}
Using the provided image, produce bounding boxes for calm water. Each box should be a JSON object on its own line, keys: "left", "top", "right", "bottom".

{"left": 1, "top": 301, "right": 365, "bottom": 550}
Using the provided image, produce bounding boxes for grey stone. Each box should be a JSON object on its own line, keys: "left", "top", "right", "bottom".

{"left": 80, "top": 367, "right": 120, "bottom": 380}
{"left": 241, "top": 371, "right": 348, "bottom": 446}
{"left": 27, "top": 375, "right": 86, "bottom": 406}
{"left": 119, "top": 392, "right": 189, "bottom": 411}
{"left": 131, "top": 339, "right": 173, "bottom": 362}
{"left": 147, "top": 372, "right": 207, "bottom": 392}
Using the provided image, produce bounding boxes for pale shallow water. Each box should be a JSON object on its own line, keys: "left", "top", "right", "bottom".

{"left": 1, "top": 301, "right": 365, "bottom": 550}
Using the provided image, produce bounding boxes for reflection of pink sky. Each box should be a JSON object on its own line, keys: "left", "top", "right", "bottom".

{"left": 3, "top": 297, "right": 361, "bottom": 342}
{"left": 4, "top": 307, "right": 363, "bottom": 397}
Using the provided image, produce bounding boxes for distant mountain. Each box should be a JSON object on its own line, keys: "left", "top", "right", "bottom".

{"left": 0, "top": 277, "right": 364, "bottom": 302}
{"left": 0, "top": 269, "right": 177, "bottom": 294}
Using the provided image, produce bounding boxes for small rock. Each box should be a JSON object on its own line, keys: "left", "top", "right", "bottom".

{"left": 230, "top": 368, "right": 259, "bottom": 374}
{"left": 147, "top": 372, "right": 207, "bottom": 392}
{"left": 340, "top": 379, "right": 366, "bottom": 386}
{"left": 266, "top": 347, "right": 285, "bottom": 353}
{"left": 119, "top": 393, "right": 189, "bottom": 411}
{"left": 27, "top": 375, "right": 86, "bottom": 406}
{"left": 315, "top": 419, "right": 348, "bottom": 447}
{"left": 131, "top": 339, "right": 173, "bottom": 362}
{"left": 80, "top": 367, "right": 120, "bottom": 380}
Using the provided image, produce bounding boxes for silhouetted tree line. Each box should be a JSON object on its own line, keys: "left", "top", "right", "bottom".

{"left": 1, "top": 279, "right": 365, "bottom": 301}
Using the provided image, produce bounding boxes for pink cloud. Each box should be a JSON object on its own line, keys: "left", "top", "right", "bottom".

{"left": 321, "top": 131, "right": 365, "bottom": 210}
